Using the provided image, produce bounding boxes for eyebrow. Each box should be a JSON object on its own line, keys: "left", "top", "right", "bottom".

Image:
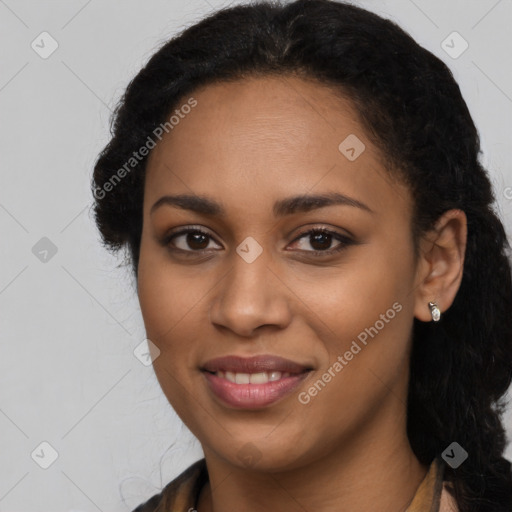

{"left": 150, "top": 192, "right": 374, "bottom": 217}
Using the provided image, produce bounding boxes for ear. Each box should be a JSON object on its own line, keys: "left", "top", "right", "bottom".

{"left": 414, "top": 209, "right": 467, "bottom": 322}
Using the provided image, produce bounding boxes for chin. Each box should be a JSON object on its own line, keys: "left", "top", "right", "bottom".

{"left": 210, "top": 436, "right": 313, "bottom": 473}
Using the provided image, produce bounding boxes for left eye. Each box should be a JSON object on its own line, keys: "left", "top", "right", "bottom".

{"left": 290, "top": 228, "right": 352, "bottom": 254}
{"left": 163, "top": 227, "right": 352, "bottom": 255}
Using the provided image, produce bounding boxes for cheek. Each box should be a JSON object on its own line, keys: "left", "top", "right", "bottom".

{"left": 137, "top": 247, "right": 208, "bottom": 429}
{"left": 136, "top": 241, "right": 215, "bottom": 409}
{"left": 137, "top": 241, "right": 206, "bottom": 346}
{"left": 297, "top": 234, "right": 416, "bottom": 397}
{"left": 301, "top": 239, "right": 414, "bottom": 344}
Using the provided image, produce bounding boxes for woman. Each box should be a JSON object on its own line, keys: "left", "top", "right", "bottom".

{"left": 91, "top": 0, "right": 512, "bottom": 510}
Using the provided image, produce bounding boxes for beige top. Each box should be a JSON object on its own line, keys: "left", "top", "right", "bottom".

{"left": 132, "top": 455, "right": 459, "bottom": 512}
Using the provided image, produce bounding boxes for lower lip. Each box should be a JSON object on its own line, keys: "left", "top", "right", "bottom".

{"left": 203, "top": 371, "right": 310, "bottom": 409}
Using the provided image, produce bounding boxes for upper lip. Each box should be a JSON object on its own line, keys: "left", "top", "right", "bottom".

{"left": 202, "top": 355, "right": 313, "bottom": 374}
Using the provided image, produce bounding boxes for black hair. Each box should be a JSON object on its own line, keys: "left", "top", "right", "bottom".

{"left": 91, "top": 1, "right": 512, "bottom": 510}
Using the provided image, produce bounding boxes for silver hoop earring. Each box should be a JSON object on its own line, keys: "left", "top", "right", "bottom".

{"left": 428, "top": 302, "right": 441, "bottom": 322}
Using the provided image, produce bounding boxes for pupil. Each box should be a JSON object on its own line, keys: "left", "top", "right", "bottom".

{"left": 188, "top": 232, "right": 208, "bottom": 249}
{"left": 311, "top": 232, "right": 331, "bottom": 250}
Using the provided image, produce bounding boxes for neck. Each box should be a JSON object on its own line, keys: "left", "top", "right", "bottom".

{"left": 197, "top": 406, "right": 429, "bottom": 512}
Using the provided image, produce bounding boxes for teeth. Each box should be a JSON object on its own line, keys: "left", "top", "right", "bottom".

{"left": 250, "top": 372, "right": 270, "bottom": 384}
{"left": 214, "top": 370, "right": 292, "bottom": 384}
{"left": 235, "top": 373, "right": 250, "bottom": 384}
{"left": 224, "top": 371, "right": 236, "bottom": 383}
{"left": 269, "top": 372, "right": 282, "bottom": 382}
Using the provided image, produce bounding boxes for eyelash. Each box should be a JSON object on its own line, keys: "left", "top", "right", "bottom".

{"left": 161, "top": 226, "right": 354, "bottom": 257}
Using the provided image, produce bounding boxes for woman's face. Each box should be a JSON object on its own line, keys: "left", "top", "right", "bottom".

{"left": 138, "top": 75, "right": 421, "bottom": 471}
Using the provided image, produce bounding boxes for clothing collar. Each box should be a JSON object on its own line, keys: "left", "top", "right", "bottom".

{"left": 132, "top": 455, "right": 452, "bottom": 512}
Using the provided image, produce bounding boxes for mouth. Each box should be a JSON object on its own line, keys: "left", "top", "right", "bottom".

{"left": 205, "top": 369, "right": 297, "bottom": 384}
{"left": 202, "top": 354, "right": 313, "bottom": 374}
{"left": 201, "top": 355, "right": 313, "bottom": 409}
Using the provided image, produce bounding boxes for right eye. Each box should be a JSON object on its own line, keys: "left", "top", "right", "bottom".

{"left": 162, "top": 227, "right": 222, "bottom": 254}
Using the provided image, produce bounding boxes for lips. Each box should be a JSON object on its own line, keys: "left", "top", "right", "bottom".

{"left": 201, "top": 355, "right": 313, "bottom": 409}
{"left": 202, "top": 355, "right": 312, "bottom": 374}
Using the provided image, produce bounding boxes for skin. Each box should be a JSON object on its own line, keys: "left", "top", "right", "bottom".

{"left": 137, "top": 74, "right": 467, "bottom": 512}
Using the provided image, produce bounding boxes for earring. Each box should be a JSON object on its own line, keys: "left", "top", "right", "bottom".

{"left": 428, "top": 302, "right": 441, "bottom": 322}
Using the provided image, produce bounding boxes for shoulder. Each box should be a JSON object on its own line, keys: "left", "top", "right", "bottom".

{"left": 131, "top": 458, "right": 208, "bottom": 512}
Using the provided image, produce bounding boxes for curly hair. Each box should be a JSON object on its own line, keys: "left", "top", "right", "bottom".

{"left": 91, "top": 0, "right": 512, "bottom": 509}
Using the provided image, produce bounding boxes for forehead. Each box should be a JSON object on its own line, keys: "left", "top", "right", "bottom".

{"left": 144, "top": 75, "right": 410, "bottom": 218}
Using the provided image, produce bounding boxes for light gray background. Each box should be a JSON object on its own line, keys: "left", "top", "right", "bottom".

{"left": 1, "top": 0, "right": 511, "bottom": 510}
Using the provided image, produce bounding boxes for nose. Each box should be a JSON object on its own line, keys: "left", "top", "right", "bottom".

{"left": 208, "top": 251, "right": 292, "bottom": 338}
